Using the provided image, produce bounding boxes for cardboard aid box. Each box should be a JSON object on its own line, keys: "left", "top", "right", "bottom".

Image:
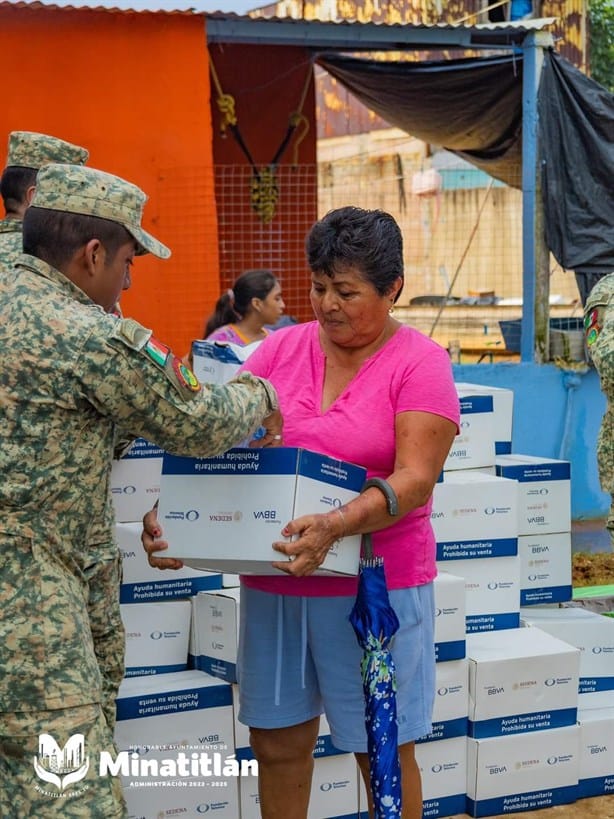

{"left": 110, "top": 437, "right": 164, "bottom": 523}
{"left": 518, "top": 531, "right": 572, "bottom": 606}
{"left": 121, "top": 600, "right": 191, "bottom": 677}
{"left": 434, "top": 572, "right": 466, "bottom": 662}
{"left": 520, "top": 606, "right": 614, "bottom": 708}
{"left": 157, "top": 447, "right": 366, "bottom": 575}
{"left": 432, "top": 471, "right": 518, "bottom": 561}
{"left": 437, "top": 556, "right": 521, "bottom": 633}
{"left": 116, "top": 522, "right": 222, "bottom": 604}
{"left": 577, "top": 707, "right": 614, "bottom": 798}
{"left": 115, "top": 670, "right": 235, "bottom": 758}
{"left": 114, "top": 670, "right": 240, "bottom": 818}
{"left": 444, "top": 392, "right": 495, "bottom": 472}
{"left": 418, "top": 659, "right": 469, "bottom": 743}
{"left": 466, "top": 627, "right": 580, "bottom": 739}
{"left": 193, "top": 589, "right": 241, "bottom": 683}
{"left": 241, "top": 752, "right": 359, "bottom": 819}
{"left": 494, "top": 454, "right": 571, "bottom": 535}
{"left": 466, "top": 726, "right": 579, "bottom": 817}
{"left": 454, "top": 382, "right": 514, "bottom": 455}
{"left": 191, "top": 339, "right": 261, "bottom": 385}
{"left": 121, "top": 784, "right": 239, "bottom": 819}
{"left": 414, "top": 736, "right": 468, "bottom": 819}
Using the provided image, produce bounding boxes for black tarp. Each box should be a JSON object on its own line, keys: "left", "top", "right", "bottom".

{"left": 538, "top": 51, "right": 614, "bottom": 286}
{"left": 317, "top": 52, "right": 524, "bottom": 188}
{"left": 316, "top": 49, "right": 614, "bottom": 289}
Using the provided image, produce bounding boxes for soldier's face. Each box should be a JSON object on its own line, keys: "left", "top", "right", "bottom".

{"left": 98, "top": 239, "right": 137, "bottom": 312}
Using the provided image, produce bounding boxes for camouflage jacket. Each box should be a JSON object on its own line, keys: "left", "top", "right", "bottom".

{"left": 585, "top": 273, "right": 614, "bottom": 493}
{"left": 0, "top": 254, "right": 277, "bottom": 713}
{"left": 0, "top": 217, "right": 23, "bottom": 273}
{"left": 0, "top": 220, "right": 128, "bottom": 542}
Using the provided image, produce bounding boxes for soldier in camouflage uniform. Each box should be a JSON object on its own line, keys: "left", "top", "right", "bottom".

{"left": 0, "top": 163, "right": 282, "bottom": 818}
{"left": 585, "top": 273, "right": 614, "bottom": 547}
{"left": 0, "top": 131, "right": 89, "bottom": 272}
{"left": 0, "top": 134, "right": 133, "bottom": 738}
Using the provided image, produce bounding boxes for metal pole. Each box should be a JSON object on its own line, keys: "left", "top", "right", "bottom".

{"left": 521, "top": 31, "right": 553, "bottom": 363}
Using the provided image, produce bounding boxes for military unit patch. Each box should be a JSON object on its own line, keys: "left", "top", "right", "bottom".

{"left": 145, "top": 336, "right": 170, "bottom": 368}
{"left": 172, "top": 357, "right": 201, "bottom": 393}
{"left": 584, "top": 308, "right": 602, "bottom": 347}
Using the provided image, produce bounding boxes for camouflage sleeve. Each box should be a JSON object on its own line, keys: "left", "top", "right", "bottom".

{"left": 585, "top": 274, "right": 614, "bottom": 396}
{"left": 77, "top": 317, "right": 278, "bottom": 458}
{"left": 112, "top": 429, "right": 136, "bottom": 460}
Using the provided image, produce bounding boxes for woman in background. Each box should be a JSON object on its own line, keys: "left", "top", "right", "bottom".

{"left": 205, "top": 268, "right": 285, "bottom": 345}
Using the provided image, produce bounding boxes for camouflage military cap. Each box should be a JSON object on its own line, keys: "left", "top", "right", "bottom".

{"left": 31, "top": 163, "right": 171, "bottom": 259}
{"left": 6, "top": 131, "right": 89, "bottom": 170}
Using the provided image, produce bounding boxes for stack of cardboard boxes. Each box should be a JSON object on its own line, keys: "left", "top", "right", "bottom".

{"left": 112, "top": 438, "right": 223, "bottom": 682}
{"left": 111, "top": 441, "right": 369, "bottom": 817}
{"left": 520, "top": 606, "right": 614, "bottom": 799}
{"left": 166, "top": 446, "right": 369, "bottom": 818}
{"left": 428, "top": 382, "right": 613, "bottom": 817}
{"left": 108, "top": 375, "right": 614, "bottom": 817}
{"left": 111, "top": 441, "right": 229, "bottom": 816}
{"left": 416, "top": 595, "right": 469, "bottom": 818}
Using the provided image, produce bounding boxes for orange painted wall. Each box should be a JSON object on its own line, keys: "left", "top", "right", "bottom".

{"left": 209, "top": 43, "right": 318, "bottom": 324}
{"left": 0, "top": 6, "right": 218, "bottom": 357}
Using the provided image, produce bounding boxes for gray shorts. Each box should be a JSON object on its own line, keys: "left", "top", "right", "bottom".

{"left": 237, "top": 583, "right": 436, "bottom": 753}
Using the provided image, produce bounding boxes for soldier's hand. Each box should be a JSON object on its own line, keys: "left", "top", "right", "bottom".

{"left": 251, "top": 408, "right": 283, "bottom": 448}
{"left": 141, "top": 504, "right": 184, "bottom": 570}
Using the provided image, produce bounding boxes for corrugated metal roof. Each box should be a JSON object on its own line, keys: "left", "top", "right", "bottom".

{"left": 0, "top": 0, "right": 557, "bottom": 49}
{"left": 205, "top": 14, "right": 556, "bottom": 49}
{"left": 0, "top": 0, "right": 556, "bottom": 30}
{"left": 0, "top": 0, "right": 201, "bottom": 12}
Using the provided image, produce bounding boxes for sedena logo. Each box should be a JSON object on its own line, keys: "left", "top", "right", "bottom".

{"left": 33, "top": 733, "right": 89, "bottom": 792}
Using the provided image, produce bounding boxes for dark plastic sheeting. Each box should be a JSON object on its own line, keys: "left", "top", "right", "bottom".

{"left": 316, "top": 52, "right": 524, "bottom": 187}
{"left": 316, "top": 49, "right": 614, "bottom": 284}
{"left": 538, "top": 51, "right": 614, "bottom": 278}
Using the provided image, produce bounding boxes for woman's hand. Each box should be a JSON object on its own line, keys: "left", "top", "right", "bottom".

{"left": 271, "top": 511, "right": 343, "bottom": 576}
{"left": 246, "top": 408, "right": 284, "bottom": 448}
{"left": 141, "top": 505, "right": 184, "bottom": 571}
{"left": 252, "top": 408, "right": 283, "bottom": 448}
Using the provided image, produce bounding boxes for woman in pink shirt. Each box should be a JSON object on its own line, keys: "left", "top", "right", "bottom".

{"left": 144, "top": 207, "right": 459, "bottom": 819}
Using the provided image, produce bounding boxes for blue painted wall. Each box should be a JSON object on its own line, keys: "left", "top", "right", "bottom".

{"left": 453, "top": 363, "right": 609, "bottom": 521}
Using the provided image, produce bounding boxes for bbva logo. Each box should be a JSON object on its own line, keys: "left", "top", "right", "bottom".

{"left": 33, "top": 733, "right": 89, "bottom": 791}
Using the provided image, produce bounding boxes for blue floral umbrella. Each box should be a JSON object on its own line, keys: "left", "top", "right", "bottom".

{"left": 349, "top": 477, "right": 401, "bottom": 819}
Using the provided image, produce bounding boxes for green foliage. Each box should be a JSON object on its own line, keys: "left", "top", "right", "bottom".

{"left": 588, "top": 0, "right": 614, "bottom": 92}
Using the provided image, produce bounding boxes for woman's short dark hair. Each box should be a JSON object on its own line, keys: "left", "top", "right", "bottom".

{"left": 205, "top": 269, "right": 278, "bottom": 337}
{"left": 305, "top": 206, "right": 404, "bottom": 301}
{"left": 23, "top": 206, "right": 132, "bottom": 269}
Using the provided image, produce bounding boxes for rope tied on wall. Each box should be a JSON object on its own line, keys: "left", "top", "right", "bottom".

{"left": 209, "top": 53, "right": 312, "bottom": 223}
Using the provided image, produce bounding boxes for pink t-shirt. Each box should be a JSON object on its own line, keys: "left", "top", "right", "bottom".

{"left": 239, "top": 321, "right": 460, "bottom": 596}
